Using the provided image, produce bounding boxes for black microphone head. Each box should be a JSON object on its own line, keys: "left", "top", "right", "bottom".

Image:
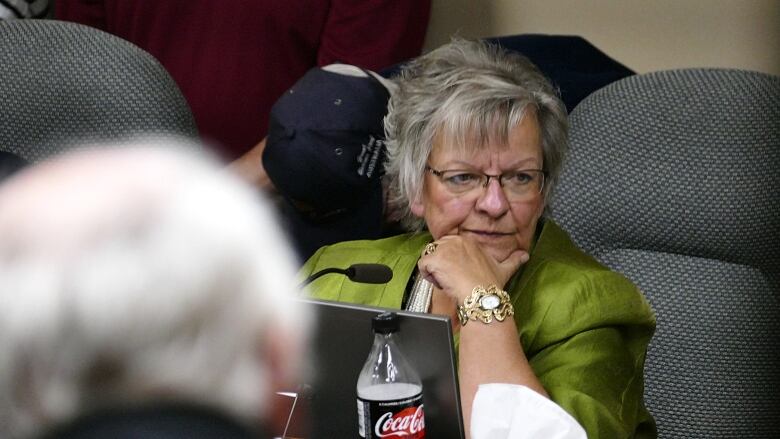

{"left": 345, "top": 263, "right": 393, "bottom": 284}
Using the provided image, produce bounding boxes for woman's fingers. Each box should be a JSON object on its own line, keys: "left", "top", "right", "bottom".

{"left": 419, "top": 236, "right": 526, "bottom": 300}
{"left": 496, "top": 249, "right": 529, "bottom": 281}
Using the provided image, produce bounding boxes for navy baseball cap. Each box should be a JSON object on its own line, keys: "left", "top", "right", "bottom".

{"left": 263, "top": 65, "right": 392, "bottom": 259}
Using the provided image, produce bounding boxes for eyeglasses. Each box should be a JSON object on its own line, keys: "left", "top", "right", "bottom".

{"left": 425, "top": 165, "right": 546, "bottom": 201}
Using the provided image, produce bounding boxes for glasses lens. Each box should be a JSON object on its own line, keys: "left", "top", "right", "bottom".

{"left": 439, "top": 171, "right": 484, "bottom": 193}
{"left": 501, "top": 170, "right": 544, "bottom": 197}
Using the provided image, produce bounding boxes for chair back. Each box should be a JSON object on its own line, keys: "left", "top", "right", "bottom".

{"left": 0, "top": 20, "right": 197, "bottom": 162}
{"left": 551, "top": 68, "right": 780, "bottom": 438}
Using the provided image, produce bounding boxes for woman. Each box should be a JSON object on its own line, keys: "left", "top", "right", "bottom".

{"left": 302, "top": 39, "right": 656, "bottom": 438}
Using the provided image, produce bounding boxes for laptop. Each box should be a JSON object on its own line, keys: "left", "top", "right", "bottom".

{"left": 277, "top": 298, "right": 465, "bottom": 439}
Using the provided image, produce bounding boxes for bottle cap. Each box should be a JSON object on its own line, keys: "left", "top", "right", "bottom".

{"left": 372, "top": 311, "right": 399, "bottom": 334}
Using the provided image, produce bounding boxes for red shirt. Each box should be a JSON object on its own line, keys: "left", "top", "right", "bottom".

{"left": 55, "top": 0, "right": 430, "bottom": 160}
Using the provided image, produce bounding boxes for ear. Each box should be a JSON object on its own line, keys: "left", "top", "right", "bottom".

{"left": 410, "top": 191, "right": 425, "bottom": 218}
{"left": 534, "top": 198, "right": 546, "bottom": 223}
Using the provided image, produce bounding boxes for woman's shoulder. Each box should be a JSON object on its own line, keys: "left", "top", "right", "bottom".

{"left": 307, "top": 232, "right": 430, "bottom": 264}
{"left": 302, "top": 232, "right": 431, "bottom": 275}
{"left": 516, "top": 220, "right": 656, "bottom": 341}
{"left": 301, "top": 232, "right": 430, "bottom": 308}
{"left": 529, "top": 220, "right": 607, "bottom": 271}
{"left": 525, "top": 220, "right": 637, "bottom": 288}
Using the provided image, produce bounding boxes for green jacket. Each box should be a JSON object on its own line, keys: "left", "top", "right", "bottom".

{"left": 302, "top": 220, "right": 656, "bottom": 438}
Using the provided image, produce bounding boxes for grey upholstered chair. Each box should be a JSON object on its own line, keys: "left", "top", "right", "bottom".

{"left": 551, "top": 69, "right": 780, "bottom": 438}
{"left": 0, "top": 20, "right": 197, "bottom": 163}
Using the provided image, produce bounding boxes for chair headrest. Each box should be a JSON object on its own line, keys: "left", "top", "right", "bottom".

{"left": 0, "top": 20, "right": 198, "bottom": 163}
{"left": 552, "top": 68, "right": 780, "bottom": 271}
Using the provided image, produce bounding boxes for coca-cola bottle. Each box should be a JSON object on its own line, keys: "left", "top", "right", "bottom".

{"left": 356, "top": 312, "right": 425, "bottom": 438}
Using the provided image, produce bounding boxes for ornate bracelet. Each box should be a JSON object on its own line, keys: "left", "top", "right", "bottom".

{"left": 457, "top": 285, "right": 514, "bottom": 326}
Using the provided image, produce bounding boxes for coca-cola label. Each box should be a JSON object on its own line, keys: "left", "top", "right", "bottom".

{"left": 357, "top": 392, "right": 425, "bottom": 438}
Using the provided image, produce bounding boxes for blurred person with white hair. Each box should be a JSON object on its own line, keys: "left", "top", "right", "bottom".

{"left": 0, "top": 141, "right": 308, "bottom": 438}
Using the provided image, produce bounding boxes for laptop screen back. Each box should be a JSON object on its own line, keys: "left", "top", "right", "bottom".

{"left": 289, "top": 298, "right": 465, "bottom": 438}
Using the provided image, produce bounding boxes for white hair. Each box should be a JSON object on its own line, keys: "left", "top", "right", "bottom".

{"left": 0, "top": 141, "right": 308, "bottom": 437}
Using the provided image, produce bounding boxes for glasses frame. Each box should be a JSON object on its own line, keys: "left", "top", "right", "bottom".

{"left": 425, "top": 165, "right": 547, "bottom": 198}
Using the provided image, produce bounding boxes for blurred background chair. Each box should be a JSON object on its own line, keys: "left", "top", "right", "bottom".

{"left": 551, "top": 68, "right": 780, "bottom": 438}
{"left": 0, "top": 19, "right": 197, "bottom": 163}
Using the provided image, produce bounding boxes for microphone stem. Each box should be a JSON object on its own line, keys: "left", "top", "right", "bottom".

{"left": 299, "top": 267, "right": 346, "bottom": 288}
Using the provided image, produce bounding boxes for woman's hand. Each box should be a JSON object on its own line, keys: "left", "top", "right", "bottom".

{"left": 418, "top": 236, "right": 529, "bottom": 302}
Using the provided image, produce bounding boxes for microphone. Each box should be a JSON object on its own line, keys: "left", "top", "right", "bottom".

{"left": 300, "top": 263, "right": 393, "bottom": 287}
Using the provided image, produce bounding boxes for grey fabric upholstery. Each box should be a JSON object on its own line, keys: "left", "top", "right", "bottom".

{"left": 551, "top": 69, "right": 780, "bottom": 438}
{"left": 0, "top": 20, "right": 197, "bottom": 163}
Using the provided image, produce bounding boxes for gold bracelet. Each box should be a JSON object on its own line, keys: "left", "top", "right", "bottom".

{"left": 457, "top": 285, "right": 514, "bottom": 326}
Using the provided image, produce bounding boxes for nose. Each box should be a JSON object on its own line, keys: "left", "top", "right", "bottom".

{"left": 474, "top": 178, "right": 510, "bottom": 217}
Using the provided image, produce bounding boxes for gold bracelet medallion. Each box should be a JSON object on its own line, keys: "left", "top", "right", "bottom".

{"left": 457, "top": 285, "right": 514, "bottom": 326}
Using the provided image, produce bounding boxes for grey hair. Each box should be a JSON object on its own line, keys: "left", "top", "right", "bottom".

{"left": 0, "top": 143, "right": 308, "bottom": 438}
{"left": 384, "top": 38, "right": 569, "bottom": 230}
